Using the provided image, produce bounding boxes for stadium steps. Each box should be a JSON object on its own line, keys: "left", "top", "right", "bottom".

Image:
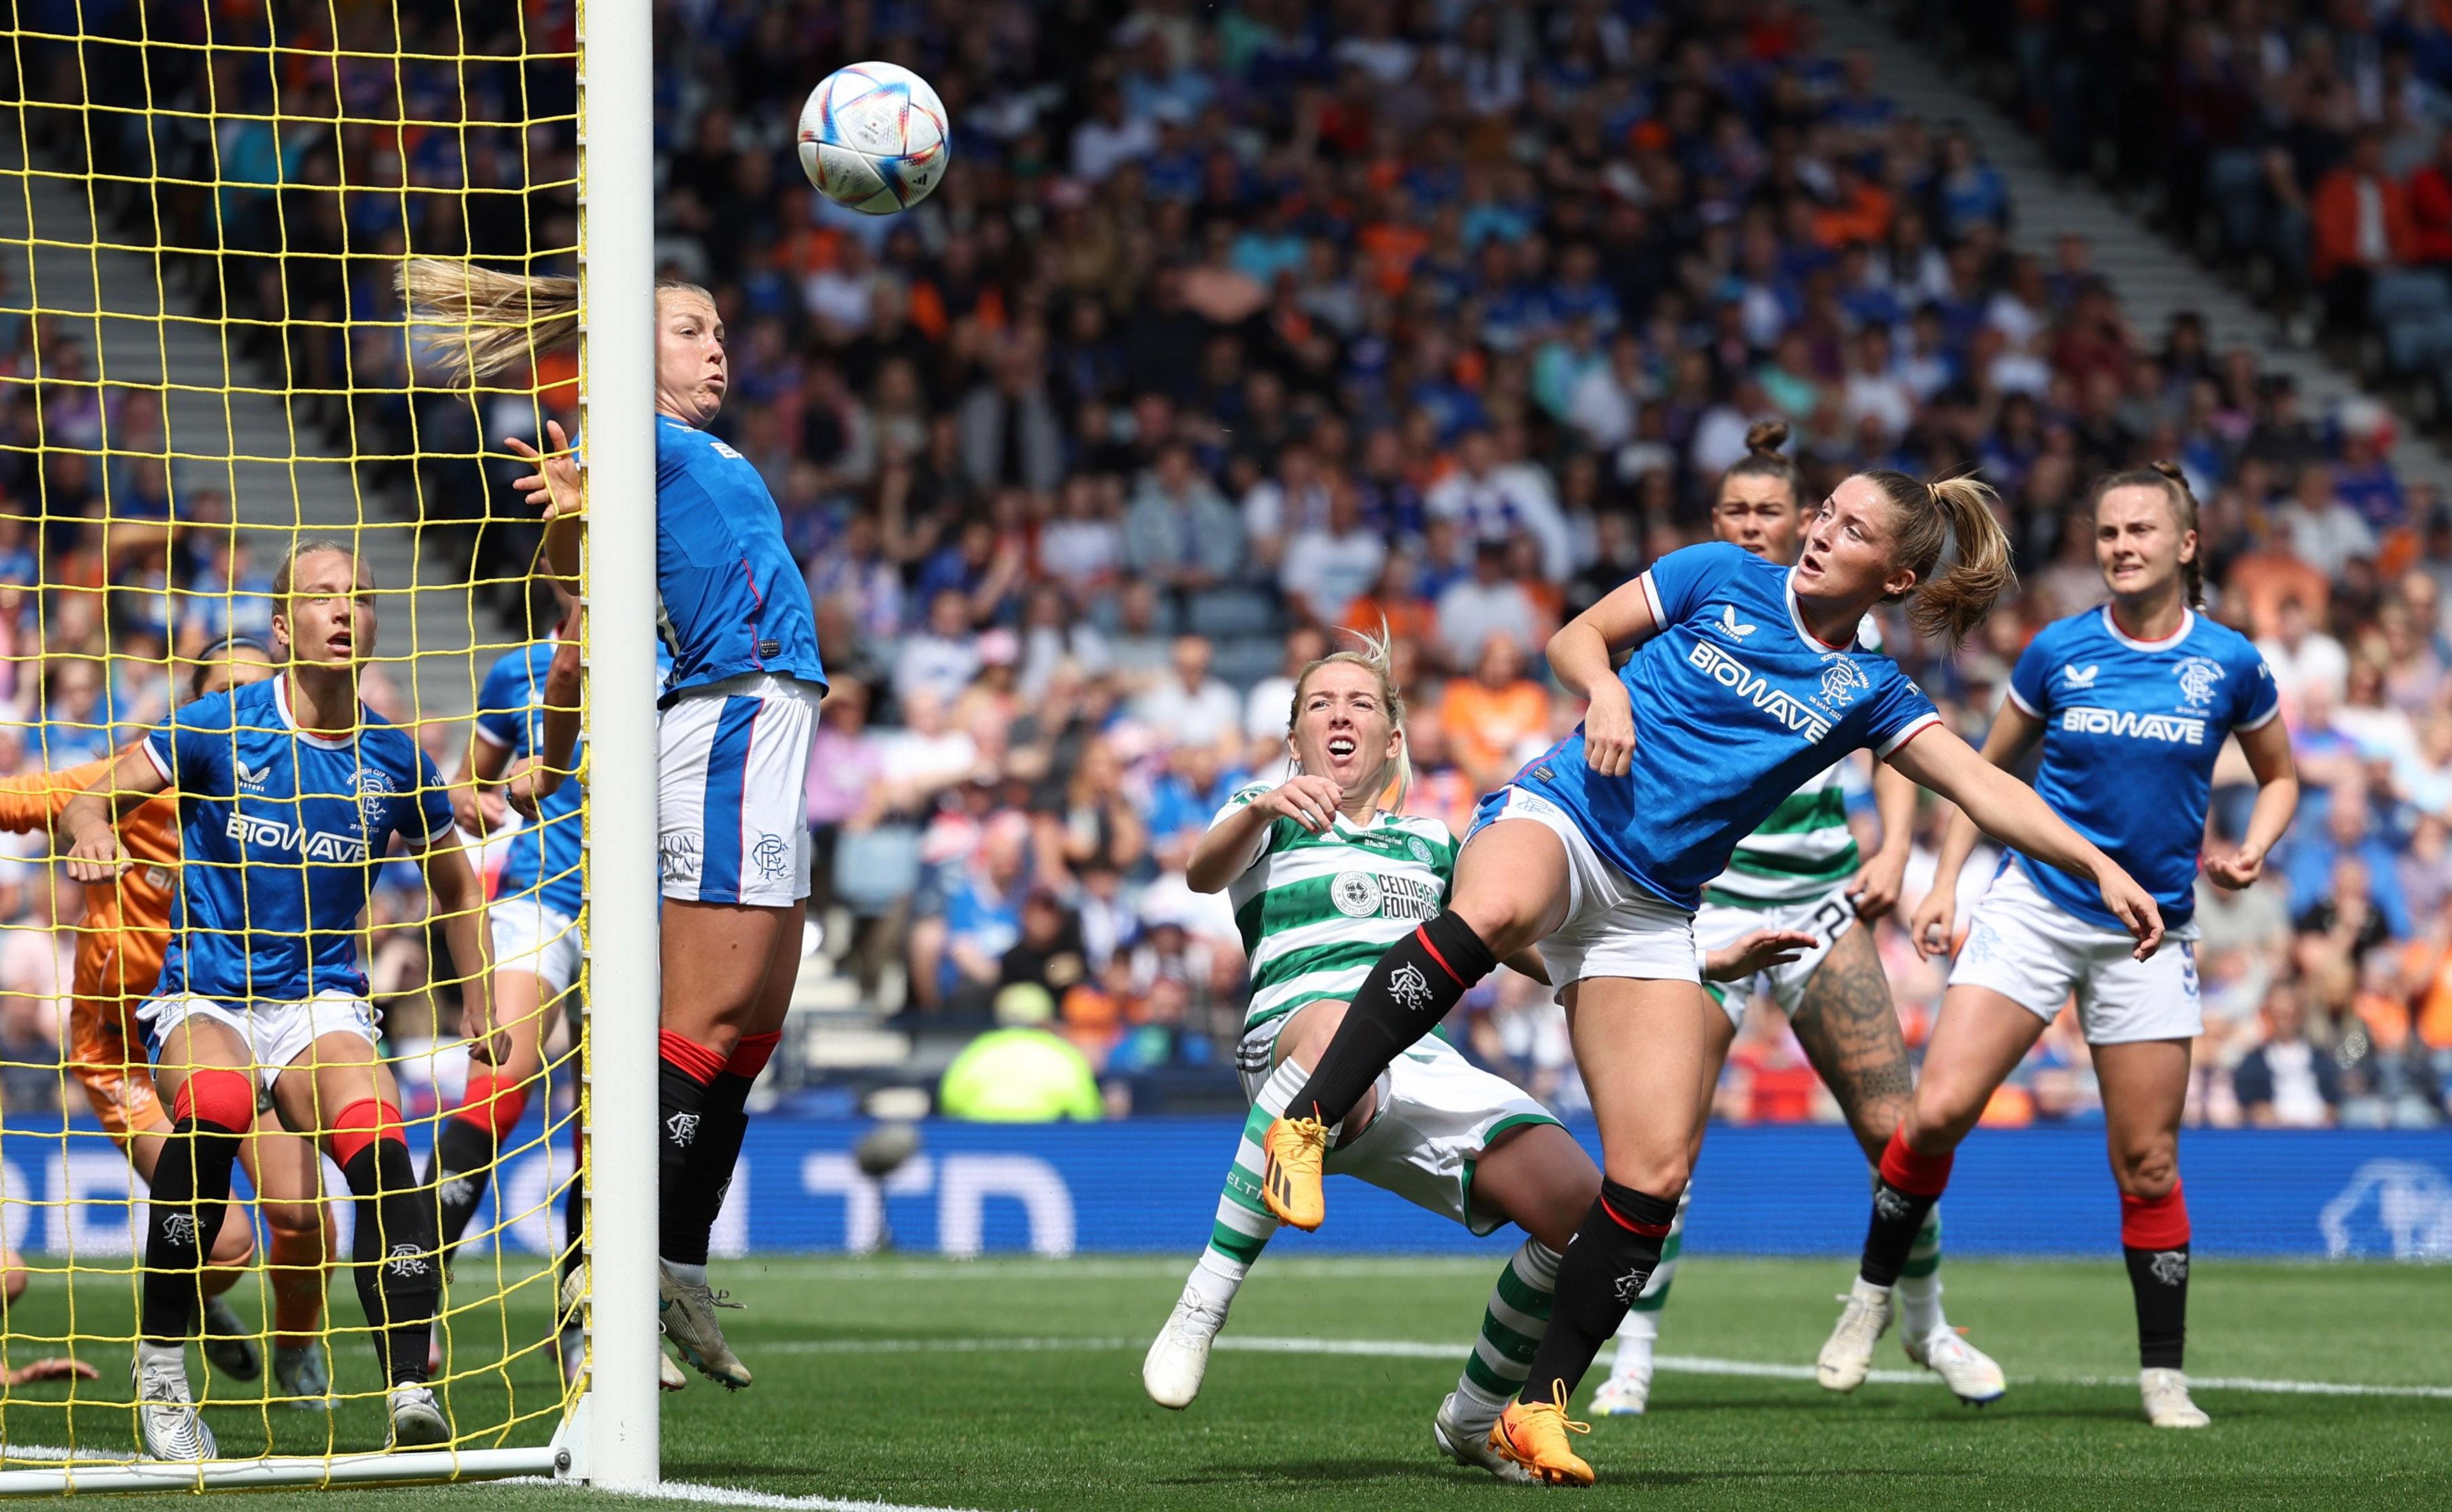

{"left": 0, "top": 133, "right": 512, "bottom": 730}
{"left": 1809, "top": 0, "right": 2452, "bottom": 499}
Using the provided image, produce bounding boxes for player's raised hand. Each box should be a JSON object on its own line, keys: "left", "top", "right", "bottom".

{"left": 1908, "top": 884, "right": 1956, "bottom": 961}
{"left": 1582, "top": 684, "right": 1637, "bottom": 778}
{"left": 505, "top": 419, "right": 584, "bottom": 521}
{"left": 1703, "top": 928, "right": 1819, "bottom": 983}
{"left": 2098, "top": 866, "right": 2166, "bottom": 960}
{"left": 1259, "top": 774, "right": 1347, "bottom": 834}
{"left": 2201, "top": 842, "right": 2267, "bottom": 890}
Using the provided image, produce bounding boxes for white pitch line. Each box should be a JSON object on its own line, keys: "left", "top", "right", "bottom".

{"left": 755, "top": 1334, "right": 2452, "bottom": 1400}
{"left": 487, "top": 1474, "right": 994, "bottom": 1512}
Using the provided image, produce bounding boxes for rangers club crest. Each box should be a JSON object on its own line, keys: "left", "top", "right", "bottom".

{"left": 2174, "top": 656, "right": 2224, "bottom": 713}
{"left": 352, "top": 767, "right": 397, "bottom": 827}
{"left": 2148, "top": 1249, "right": 2189, "bottom": 1286}
{"left": 1815, "top": 658, "right": 1869, "bottom": 714}
{"left": 1388, "top": 960, "right": 1433, "bottom": 1011}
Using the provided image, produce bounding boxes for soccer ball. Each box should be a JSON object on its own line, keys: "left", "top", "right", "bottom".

{"left": 798, "top": 62, "right": 949, "bottom": 215}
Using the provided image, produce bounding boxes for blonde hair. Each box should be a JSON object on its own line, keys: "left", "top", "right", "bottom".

{"left": 1288, "top": 624, "right": 1412, "bottom": 808}
{"left": 2091, "top": 461, "right": 2205, "bottom": 609}
{"left": 271, "top": 536, "right": 361, "bottom": 603}
{"left": 395, "top": 259, "right": 714, "bottom": 382}
{"left": 1856, "top": 471, "right": 2018, "bottom": 646}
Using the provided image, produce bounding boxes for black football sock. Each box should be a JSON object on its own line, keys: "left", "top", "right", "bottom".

{"left": 1519, "top": 1181, "right": 1678, "bottom": 1407}
{"left": 656, "top": 1034, "right": 722, "bottom": 1262}
{"left": 1286, "top": 911, "right": 1497, "bottom": 1125}
{"left": 1859, "top": 1131, "right": 1953, "bottom": 1287}
{"left": 425, "top": 1115, "right": 500, "bottom": 1263}
{"left": 669, "top": 1070, "right": 753, "bottom": 1269}
{"left": 2124, "top": 1243, "right": 2190, "bottom": 1370}
{"left": 139, "top": 1117, "right": 241, "bottom": 1343}
{"left": 342, "top": 1140, "right": 441, "bottom": 1386}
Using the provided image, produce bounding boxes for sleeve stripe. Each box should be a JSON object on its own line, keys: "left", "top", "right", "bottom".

{"left": 1637, "top": 571, "right": 1664, "bottom": 629}
{"left": 2235, "top": 703, "right": 2282, "bottom": 732}
{"left": 471, "top": 723, "right": 513, "bottom": 750}
{"left": 138, "top": 737, "right": 173, "bottom": 784}
{"left": 2003, "top": 684, "right": 2043, "bottom": 719}
{"left": 1876, "top": 711, "right": 1944, "bottom": 758}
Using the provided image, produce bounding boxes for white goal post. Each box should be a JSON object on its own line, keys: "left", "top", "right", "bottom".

{"left": 573, "top": 0, "right": 666, "bottom": 1490}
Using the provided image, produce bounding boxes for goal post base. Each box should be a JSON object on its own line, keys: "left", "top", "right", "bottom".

{"left": 0, "top": 1446, "right": 566, "bottom": 1497}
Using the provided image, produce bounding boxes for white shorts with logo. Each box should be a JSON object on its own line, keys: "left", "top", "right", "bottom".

{"left": 491, "top": 898, "right": 582, "bottom": 995}
{"left": 138, "top": 992, "right": 379, "bottom": 1092}
{"left": 660, "top": 673, "right": 822, "bottom": 907}
{"left": 1239, "top": 1015, "right": 1561, "bottom": 1236}
{"left": 1947, "top": 863, "right": 2202, "bottom": 1044}
{"left": 1469, "top": 785, "right": 1699, "bottom": 1002}
{"left": 1694, "top": 886, "right": 1859, "bottom": 1029}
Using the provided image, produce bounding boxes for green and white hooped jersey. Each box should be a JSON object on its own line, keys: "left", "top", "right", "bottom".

{"left": 1704, "top": 613, "right": 1879, "bottom": 909}
{"left": 1219, "top": 784, "right": 1460, "bottom": 1036}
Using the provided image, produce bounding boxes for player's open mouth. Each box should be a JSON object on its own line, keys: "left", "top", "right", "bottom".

{"left": 1326, "top": 737, "right": 1356, "bottom": 759}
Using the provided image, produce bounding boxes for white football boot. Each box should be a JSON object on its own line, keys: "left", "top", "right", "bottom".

{"left": 1816, "top": 1278, "right": 1895, "bottom": 1393}
{"left": 1903, "top": 1326, "right": 2006, "bottom": 1404}
{"left": 1589, "top": 1368, "right": 1652, "bottom": 1417}
{"left": 658, "top": 1260, "right": 751, "bottom": 1389}
{"left": 1432, "top": 1391, "right": 1533, "bottom": 1484}
{"left": 132, "top": 1349, "right": 216, "bottom": 1462}
{"left": 2140, "top": 1368, "right": 2211, "bottom": 1428}
{"left": 386, "top": 1382, "right": 451, "bottom": 1449}
{"left": 1142, "top": 1285, "right": 1229, "bottom": 1409}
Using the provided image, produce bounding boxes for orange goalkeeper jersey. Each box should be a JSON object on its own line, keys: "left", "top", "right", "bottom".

{"left": 0, "top": 745, "right": 179, "bottom": 1020}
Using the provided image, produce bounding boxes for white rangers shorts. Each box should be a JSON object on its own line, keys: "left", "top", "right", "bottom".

{"left": 1469, "top": 785, "right": 1699, "bottom": 1000}
{"left": 660, "top": 673, "right": 822, "bottom": 907}
{"left": 1694, "top": 888, "right": 1859, "bottom": 1029}
{"left": 139, "top": 992, "right": 379, "bottom": 1091}
{"left": 1946, "top": 862, "right": 2202, "bottom": 1044}
{"left": 490, "top": 898, "right": 582, "bottom": 995}
{"left": 1239, "top": 1017, "right": 1561, "bottom": 1236}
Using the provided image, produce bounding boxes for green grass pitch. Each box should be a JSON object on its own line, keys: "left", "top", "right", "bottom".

{"left": 3, "top": 1253, "right": 2446, "bottom": 1509}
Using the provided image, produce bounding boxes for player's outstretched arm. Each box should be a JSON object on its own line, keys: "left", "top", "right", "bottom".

{"left": 504, "top": 637, "right": 584, "bottom": 820}
{"left": 1547, "top": 575, "right": 1663, "bottom": 779}
{"left": 0, "top": 751, "right": 114, "bottom": 835}
{"left": 59, "top": 743, "right": 169, "bottom": 881}
{"left": 2203, "top": 716, "right": 2299, "bottom": 889}
{"left": 1185, "top": 776, "right": 1345, "bottom": 893}
{"left": 1889, "top": 725, "right": 2164, "bottom": 959}
{"left": 421, "top": 836, "right": 504, "bottom": 1064}
{"left": 1897, "top": 700, "right": 2043, "bottom": 956}
{"left": 1848, "top": 759, "right": 1919, "bottom": 921}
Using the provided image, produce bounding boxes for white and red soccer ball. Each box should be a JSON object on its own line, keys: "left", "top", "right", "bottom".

{"left": 798, "top": 62, "right": 949, "bottom": 215}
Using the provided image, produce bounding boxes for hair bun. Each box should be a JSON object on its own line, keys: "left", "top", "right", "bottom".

{"left": 2147, "top": 458, "right": 2186, "bottom": 484}
{"left": 1744, "top": 420, "right": 1790, "bottom": 457}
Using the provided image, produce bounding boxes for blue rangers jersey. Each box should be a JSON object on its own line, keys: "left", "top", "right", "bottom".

{"left": 474, "top": 637, "right": 674, "bottom": 921}
{"left": 657, "top": 414, "right": 826, "bottom": 700}
{"left": 1512, "top": 542, "right": 1939, "bottom": 913}
{"left": 2003, "top": 605, "right": 2279, "bottom": 930}
{"left": 146, "top": 676, "right": 455, "bottom": 1003}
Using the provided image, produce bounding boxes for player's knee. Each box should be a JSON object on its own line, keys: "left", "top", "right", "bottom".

{"left": 261, "top": 1200, "right": 327, "bottom": 1246}
{"left": 1446, "top": 893, "right": 1541, "bottom": 960}
{"left": 172, "top": 1066, "right": 255, "bottom": 1131}
{"left": 208, "top": 1218, "right": 256, "bottom": 1269}
{"left": 1602, "top": 1150, "right": 1689, "bottom": 1199}
{"left": 2114, "top": 1143, "right": 2179, "bottom": 1200}
{"left": 1848, "top": 1094, "right": 1909, "bottom": 1156}
{"left": 1907, "top": 1082, "right": 1982, "bottom": 1149}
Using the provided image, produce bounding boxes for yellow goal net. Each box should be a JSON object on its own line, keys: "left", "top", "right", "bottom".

{"left": 0, "top": 0, "right": 646, "bottom": 1491}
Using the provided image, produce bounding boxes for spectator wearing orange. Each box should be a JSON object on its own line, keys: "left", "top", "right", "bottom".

{"left": 1440, "top": 635, "right": 1550, "bottom": 793}
{"left": 2311, "top": 129, "right": 2418, "bottom": 326}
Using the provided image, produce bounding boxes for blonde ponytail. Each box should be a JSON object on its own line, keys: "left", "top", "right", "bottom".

{"left": 1289, "top": 621, "right": 1412, "bottom": 808}
{"left": 396, "top": 259, "right": 579, "bottom": 382}
{"left": 395, "top": 260, "right": 716, "bottom": 384}
{"left": 1858, "top": 470, "right": 2018, "bottom": 647}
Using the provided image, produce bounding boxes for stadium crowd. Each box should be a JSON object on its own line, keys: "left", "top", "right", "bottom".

{"left": 0, "top": 0, "right": 2448, "bottom": 1133}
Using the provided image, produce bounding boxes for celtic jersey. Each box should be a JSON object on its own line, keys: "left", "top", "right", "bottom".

{"left": 1216, "top": 786, "right": 1460, "bottom": 1034}
{"left": 1704, "top": 615, "right": 1881, "bottom": 910}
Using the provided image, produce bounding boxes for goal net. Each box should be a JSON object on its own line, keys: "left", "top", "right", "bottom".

{"left": 0, "top": 0, "right": 651, "bottom": 1492}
